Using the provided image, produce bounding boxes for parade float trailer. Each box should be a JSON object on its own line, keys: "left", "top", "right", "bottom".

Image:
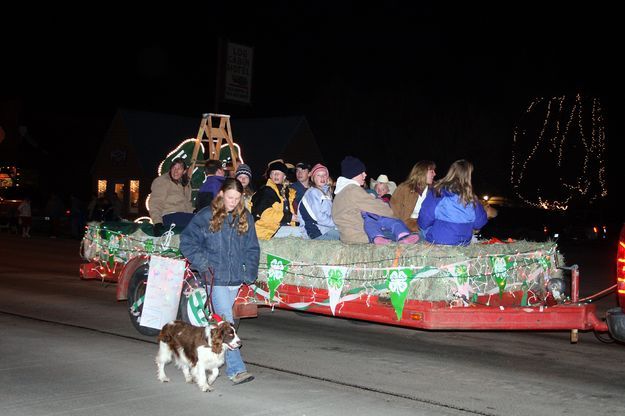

{"left": 78, "top": 113, "right": 621, "bottom": 342}
{"left": 79, "top": 220, "right": 613, "bottom": 342}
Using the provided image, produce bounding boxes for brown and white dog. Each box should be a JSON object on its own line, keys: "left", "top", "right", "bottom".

{"left": 156, "top": 320, "right": 241, "bottom": 392}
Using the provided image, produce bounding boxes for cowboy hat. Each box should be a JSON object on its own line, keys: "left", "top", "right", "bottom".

{"left": 370, "top": 174, "right": 397, "bottom": 195}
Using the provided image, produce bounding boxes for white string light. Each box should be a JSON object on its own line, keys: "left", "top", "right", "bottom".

{"left": 511, "top": 94, "right": 607, "bottom": 210}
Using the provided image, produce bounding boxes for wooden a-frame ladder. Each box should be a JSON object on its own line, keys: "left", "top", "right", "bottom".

{"left": 188, "top": 113, "right": 239, "bottom": 178}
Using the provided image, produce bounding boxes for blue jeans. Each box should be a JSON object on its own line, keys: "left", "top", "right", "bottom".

{"left": 315, "top": 228, "right": 340, "bottom": 240}
{"left": 209, "top": 285, "right": 247, "bottom": 377}
{"left": 361, "top": 212, "right": 410, "bottom": 242}
{"left": 273, "top": 225, "right": 302, "bottom": 238}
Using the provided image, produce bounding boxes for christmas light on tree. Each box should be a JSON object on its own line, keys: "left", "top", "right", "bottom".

{"left": 510, "top": 94, "right": 607, "bottom": 210}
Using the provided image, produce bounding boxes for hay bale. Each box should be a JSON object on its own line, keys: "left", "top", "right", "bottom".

{"left": 81, "top": 222, "right": 181, "bottom": 263}
{"left": 81, "top": 223, "right": 562, "bottom": 304}
{"left": 258, "top": 238, "right": 562, "bottom": 302}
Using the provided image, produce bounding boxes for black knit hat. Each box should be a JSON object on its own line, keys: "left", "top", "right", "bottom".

{"left": 235, "top": 163, "right": 252, "bottom": 180}
{"left": 341, "top": 156, "right": 366, "bottom": 179}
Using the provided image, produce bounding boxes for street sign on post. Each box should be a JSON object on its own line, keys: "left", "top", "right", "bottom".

{"left": 223, "top": 42, "right": 253, "bottom": 105}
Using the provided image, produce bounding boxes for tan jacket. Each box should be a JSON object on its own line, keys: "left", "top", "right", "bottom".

{"left": 390, "top": 183, "right": 424, "bottom": 232}
{"left": 149, "top": 173, "right": 193, "bottom": 224}
{"left": 332, "top": 177, "right": 395, "bottom": 244}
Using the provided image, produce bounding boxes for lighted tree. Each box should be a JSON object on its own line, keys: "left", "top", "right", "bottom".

{"left": 510, "top": 94, "right": 607, "bottom": 210}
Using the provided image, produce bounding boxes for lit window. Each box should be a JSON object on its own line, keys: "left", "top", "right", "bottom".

{"left": 129, "top": 180, "right": 140, "bottom": 213}
{"left": 97, "top": 180, "right": 107, "bottom": 197}
{"left": 115, "top": 183, "right": 124, "bottom": 202}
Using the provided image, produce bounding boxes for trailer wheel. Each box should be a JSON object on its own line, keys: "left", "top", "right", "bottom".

{"left": 179, "top": 280, "right": 240, "bottom": 330}
{"left": 127, "top": 264, "right": 160, "bottom": 336}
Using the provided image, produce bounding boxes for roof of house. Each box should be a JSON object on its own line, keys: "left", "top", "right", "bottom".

{"left": 111, "top": 108, "right": 322, "bottom": 180}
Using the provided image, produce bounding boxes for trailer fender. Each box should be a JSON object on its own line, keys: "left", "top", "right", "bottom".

{"left": 116, "top": 255, "right": 150, "bottom": 301}
{"left": 606, "top": 307, "right": 625, "bottom": 342}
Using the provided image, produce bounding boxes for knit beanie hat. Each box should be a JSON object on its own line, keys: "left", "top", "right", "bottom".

{"left": 235, "top": 163, "right": 252, "bottom": 180}
{"left": 340, "top": 156, "right": 366, "bottom": 179}
{"left": 310, "top": 163, "right": 329, "bottom": 178}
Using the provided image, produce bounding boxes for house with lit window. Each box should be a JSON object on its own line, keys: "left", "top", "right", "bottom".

{"left": 91, "top": 109, "right": 322, "bottom": 219}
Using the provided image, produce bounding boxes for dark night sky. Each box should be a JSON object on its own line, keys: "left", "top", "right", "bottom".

{"left": 1, "top": 3, "right": 622, "bottom": 217}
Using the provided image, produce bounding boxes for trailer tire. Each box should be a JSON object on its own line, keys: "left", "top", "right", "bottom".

{"left": 179, "top": 280, "right": 240, "bottom": 330}
{"left": 127, "top": 264, "right": 160, "bottom": 336}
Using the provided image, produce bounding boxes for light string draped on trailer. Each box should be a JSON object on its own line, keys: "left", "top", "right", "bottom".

{"left": 81, "top": 224, "right": 561, "bottom": 318}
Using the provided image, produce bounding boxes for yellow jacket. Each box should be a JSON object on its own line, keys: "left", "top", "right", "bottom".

{"left": 251, "top": 179, "right": 297, "bottom": 240}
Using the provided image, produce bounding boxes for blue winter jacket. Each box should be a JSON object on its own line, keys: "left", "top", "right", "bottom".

{"left": 298, "top": 185, "right": 337, "bottom": 239}
{"left": 196, "top": 176, "right": 225, "bottom": 211}
{"left": 417, "top": 189, "right": 488, "bottom": 246}
{"left": 180, "top": 207, "right": 260, "bottom": 285}
{"left": 290, "top": 181, "right": 308, "bottom": 212}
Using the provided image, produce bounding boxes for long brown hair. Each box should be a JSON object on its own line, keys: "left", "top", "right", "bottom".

{"left": 209, "top": 178, "right": 249, "bottom": 234}
{"left": 433, "top": 159, "right": 476, "bottom": 206}
{"left": 404, "top": 160, "right": 435, "bottom": 192}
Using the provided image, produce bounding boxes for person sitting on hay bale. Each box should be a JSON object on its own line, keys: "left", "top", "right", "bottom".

{"left": 298, "top": 163, "right": 340, "bottom": 240}
{"left": 390, "top": 160, "right": 436, "bottom": 232}
{"left": 418, "top": 159, "right": 489, "bottom": 246}
{"left": 234, "top": 163, "right": 254, "bottom": 212}
{"left": 149, "top": 157, "right": 194, "bottom": 234}
{"left": 290, "top": 161, "right": 311, "bottom": 212}
{"left": 196, "top": 159, "right": 226, "bottom": 212}
{"left": 332, "top": 156, "right": 419, "bottom": 245}
{"left": 251, "top": 160, "right": 301, "bottom": 240}
{"left": 370, "top": 174, "right": 397, "bottom": 204}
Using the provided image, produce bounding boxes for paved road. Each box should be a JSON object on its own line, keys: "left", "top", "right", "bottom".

{"left": 1, "top": 234, "right": 623, "bottom": 416}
